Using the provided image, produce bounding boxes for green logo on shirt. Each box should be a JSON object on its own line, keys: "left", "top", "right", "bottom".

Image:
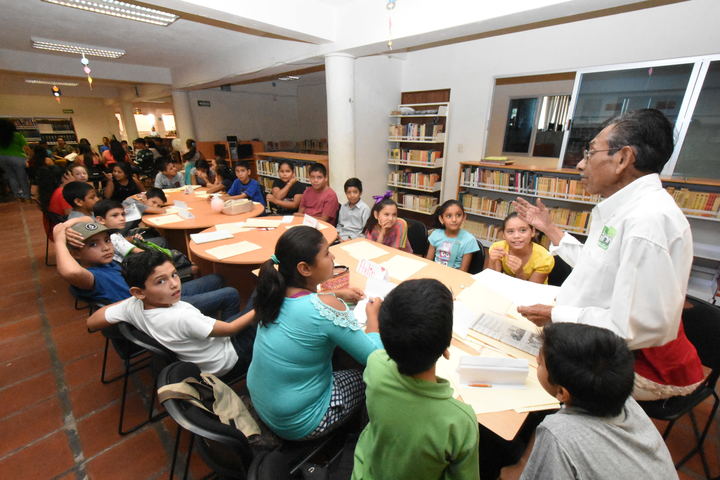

{"left": 598, "top": 225, "right": 616, "bottom": 250}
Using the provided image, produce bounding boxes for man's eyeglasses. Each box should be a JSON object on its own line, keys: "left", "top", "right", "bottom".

{"left": 582, "top": 147, "right": 622, "bottom": 161}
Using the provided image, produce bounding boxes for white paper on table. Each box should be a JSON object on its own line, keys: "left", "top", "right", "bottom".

{"left": 281, "top": 216, "right": 293, "bottom": 223}
{"left": 453, "top": 300, "right": 476, "bottom": 339}
{"left": 436, "top": 345, "right": 558, "bottom": 414}
{"left": 245, "top": 218, "right": 283, "bottom": 228}
{"left": 205, "top": 241, "right": 261, "bottom": 260}
{"left": 162, "top": 187, "right": 183, "bottom": 193}
{"left": 472, "top": 269, "right": 560, "bottom": 307}
{"left": 190, "top": 231, "right": 234, "bottom": 244}
{"left": 455, "top": 282, "right": 517, "bottom": 320}
{"left": 353, "top": 278, "right": 398, "bottom": 325}
{"left": 215, "top": 222, "right": 256, "bottom": 234}
{"left": 149, "top": 214, "right": 184, "bottom": 225}
{"left": 317, "top": 223, "right": 328, "bottom": 230}
{"left": 165, "top": 206, "right": 193, "bottom": 214}
{"left": 302, "top": 214, "right": 319, "bottom": 228}
{"left": 173, "top": 200, "right": 188, "bottom": 210}
{"left": 195, "top": 192, "right": 210, "bottom": 198}
{"left": 340, "top": 241, "right": 389, "bottom": 261}
{"left": 177, "top": 208, "right": 194, "bottom": 219}
{"left": 356, "top": 259, "right": 388, "bottom": 280}
{"left": 379, "top": 255, "right": 429, "bottom": 281}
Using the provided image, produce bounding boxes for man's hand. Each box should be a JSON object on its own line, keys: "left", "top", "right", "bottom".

{"left": 512, "top": 198, "right": 552, "bottom": 233}
{"left": 334, "top": 287, "right": 365, "bottom": 304}
{"left": 517, "top": 304, "right": 553, "bottom": 326}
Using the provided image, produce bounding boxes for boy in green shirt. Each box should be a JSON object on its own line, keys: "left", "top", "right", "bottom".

{"left": 352, "top": 279, "right": 480, "bottom": 480}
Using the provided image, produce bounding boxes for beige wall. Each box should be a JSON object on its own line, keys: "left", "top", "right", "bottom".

{"left": 485, "top": 79, "right": 574, "bottom": 169}
{"left": 0, "top": 94, "right": 120, "bottom": 146}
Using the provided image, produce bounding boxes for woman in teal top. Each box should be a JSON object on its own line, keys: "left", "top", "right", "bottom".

{"left": 0, "top": 119, "right": 30, "bottom": 200}
{"left": 248, "top": 226, "right": 382, "bottom": 440}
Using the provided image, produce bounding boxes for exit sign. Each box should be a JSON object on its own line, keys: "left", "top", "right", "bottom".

{"left": 197, "top": 100, "right": 211, "bottom": 107}
{"left": 62, "top": 109, "right": 74, "bottom": 114}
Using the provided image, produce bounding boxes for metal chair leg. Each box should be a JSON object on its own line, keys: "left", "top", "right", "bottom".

{"left": 674, "top": 394, "right": 719, "bottom": 478}
{"left": 183, "top": 433, "right": 195, "bottom": 480}
{"left": 45, "top": 236, "right": 55, "bottom": 266}
{"left": 169, "top": 426, "right": 182, "bottom": 480}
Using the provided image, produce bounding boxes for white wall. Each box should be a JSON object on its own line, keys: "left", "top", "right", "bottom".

{"left": 390, "top": 0, "right": 720, "bottom": 201}
{"left": 0, "top": 94, "right": 120, "bottom": 146}
{"left": 297, "top": 82, "right": 328, "bottom": 140}
{"left": 353, "top": 55, "right": 403, "bottom": 198}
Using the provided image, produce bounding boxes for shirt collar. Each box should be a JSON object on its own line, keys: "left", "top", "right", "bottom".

{"left": 594, "top": 173, "right": 662, "bottom": 221}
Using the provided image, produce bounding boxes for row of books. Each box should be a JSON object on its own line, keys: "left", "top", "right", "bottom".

{"left": 388, "top": 123, "right": 444, "bottom": 138}
{"left": 666, "top": 187, "right": 720, "bottom": 216}
{"left": 256, "top": 160, "right": 313, "bottom": 182}
{"left": 391, "top": 192, "right": 439, "bottom": 214}
{"left": 459, "top": 192, "right": 591, "bottom": 233}
{"left": 388, "top": 149, "right": 442, "bottom": 165}
{"left": 460, "top": 166, "right": 601, "bottom": 203}
{"left": 388, "top": 171, "right": 441, "bottom": 189}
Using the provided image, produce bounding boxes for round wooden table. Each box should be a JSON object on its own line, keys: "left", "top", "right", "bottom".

{"left": 141, "top": 188, "right": 265, "bottom": 255}
{"left": 188, "top": 215, "right": 338, "bottom": 297}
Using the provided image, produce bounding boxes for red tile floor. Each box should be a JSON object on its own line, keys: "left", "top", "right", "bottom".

{"left": 0, "top": 200, "right": 717, "bottom": 479}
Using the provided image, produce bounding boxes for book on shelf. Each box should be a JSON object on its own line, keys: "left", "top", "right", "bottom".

{"left": 257, "top": 159, "right": 313, "bottom": 182}
{"left": 388, "top": 170, "right": 441, "bottom": 188}
{"left": 482, "top": 156, "right": 513, "bottom": 165}
{"left": 389, "top": 148, "right": 442, "bottom": 165}
{"left": 388, "top": 123, "right": 444, "bottom": 139}
{"left": 392, "top": 192, "right": 439, "bottom": 213}
{"left": 665, "top": 187, "right": 720, "bottom": 216}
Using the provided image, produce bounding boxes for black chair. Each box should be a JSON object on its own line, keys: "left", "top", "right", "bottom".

{"left": 116, "top": 322, "right": 177, "bottom": 435}
{"left": 638, "top": 296, "right": 720, "bottom": 479}
{"left": 404, "top": 218, "right": 429, "bottom": 257}
{"left": 547, "top": 255, "right": 572, "bottom": 287}
{"left": 467, "top": 239, "right": 486, "bottom": 275}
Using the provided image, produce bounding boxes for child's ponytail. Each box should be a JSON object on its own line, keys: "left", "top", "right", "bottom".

{"left": 255, "top": 226, "right": 325, "bottom": 326}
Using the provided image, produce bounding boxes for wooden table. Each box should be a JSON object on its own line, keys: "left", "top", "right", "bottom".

{"left": 188, "top": 216, "right": 337, "bottom": 298}
{"left": 330, "top": 238, "right": 531, "bottom": 440}
{"left": 141, "top": 188, "right": 265, "bottom": 256}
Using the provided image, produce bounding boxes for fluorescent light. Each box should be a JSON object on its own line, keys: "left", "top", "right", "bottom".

{"left": 32, "top": 37, "right": 126, "bottom": 58}
{"left": 42, "top": 0, "right": 178, "bottom": 26}
{"left": 25, "top": 79, "right": 79, "bottom": 87}
{"left": 278, "top": 75, "right": 300, "bottom": 81}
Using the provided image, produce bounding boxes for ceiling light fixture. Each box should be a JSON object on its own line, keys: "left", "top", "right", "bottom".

{"left": 31, "top": 37, "right": 126, "bottom": 58}
{"left": 25, "top": 79, "right": 79, "bottom": 87}
{"left": 42, "top": 0, "right": 179, "bottom": 26}
{"left": 278, "top": 75, "right": 300, "bottom": 81}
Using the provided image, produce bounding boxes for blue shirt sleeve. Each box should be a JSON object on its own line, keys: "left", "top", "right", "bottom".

{"left": 247, "top": 180, "right": 266, "bottom": 205}
{"left": 227, "top": 179, "right": 240, "bottom": 196}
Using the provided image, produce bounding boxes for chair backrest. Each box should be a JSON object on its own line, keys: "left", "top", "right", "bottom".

{"left": 158, "top": 361, "right": 254, "bottom": 478}
{"left": 548, "top": 255, "right": 573, "bottom": 287}
{"left": 36, "top": 199, "right": 66, "bottom": 240}
{"left": 117, "top": 322, "right": 177, "bottom": 362}
{"left": 404, "top": 218, "right": 429, "bottom": 256}
{"left": 467, "top": 240, "right": 485, "bottom": 275}
{"left": 683, "top": 296, "right": 720, "bottom": 387}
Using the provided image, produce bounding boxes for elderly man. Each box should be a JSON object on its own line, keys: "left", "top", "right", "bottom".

{"left": 514, "top": 109, "right": 702, "bottom": 401}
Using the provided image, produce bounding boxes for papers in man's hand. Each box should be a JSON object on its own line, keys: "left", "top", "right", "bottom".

{"left": 206, "top": 241, "right": 261, "bottom": 260}
{"left": 190, "top": 230, "right": 234, "bottom": 244}
{"left": 472, "top": 269, "right": 559, "bottom": 307}
{"left": 149, "top": 214, "right": 184, "bottom": 225}
{"left": 340, "top": 241, "right": 389, "bottom": 261}
{"left": 379, "top": 255, "right": 428, "bottom": 281}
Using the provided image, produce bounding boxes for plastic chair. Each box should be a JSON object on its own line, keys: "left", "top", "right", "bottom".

{"left": 638, "top": 296, "right": 720, "bottom": 479}
{"left": 35, "top": 199, "right": 66, "bottom": 267}
{"left": 404, "top": 218, "right": 429, "bottom": 257}
{"left": 548, "top": 255, "right": 572, "bottom": 287}
{"left": 467, "top": 239, "right": 486, "bottom": 275}
{"left": 116, "top": 322, "right": 177, "bottom": 435}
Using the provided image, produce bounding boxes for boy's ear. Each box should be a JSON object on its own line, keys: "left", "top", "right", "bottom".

{"left": 95, "top": 216, "right": 106, "bottom": 224}
{"left": 129, "top": 286, "right": 145, "bottom": 300}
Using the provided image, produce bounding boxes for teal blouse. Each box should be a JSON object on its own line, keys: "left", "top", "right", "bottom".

{"left": 247, "top": 293, "right": 382, "bottom": 440}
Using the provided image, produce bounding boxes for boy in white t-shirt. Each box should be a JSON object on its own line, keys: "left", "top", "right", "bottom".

{"left": 86, "top": 250, "right": 256, "bottom": 377}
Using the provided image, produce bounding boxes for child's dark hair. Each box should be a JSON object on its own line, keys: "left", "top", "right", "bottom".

{"left": 344, "top": 177, "right": 362, "bottom": 193}
{"left": 309, "top": 163, "right": 327, "bottom": 177}
{"left": 379, "top": 279, "right": 453, "bottom": 375}
{"left": 500, "top": 212, "right": 525, "bottom": 231}
{"left": 157, "top": 158, "right": 173, "bottom": 173}
{"left": 93, "top": 199, "right": 123, "bottom": 218}
{"left": 195, "top": 159, "right": 210, "bottom": 173}
{"left": 255, "top": 226, "right": 325, "bottom": 326}
{"left": 62, "top": 181, "right": 94, "bottom": 207}
{"left": 236, "top": 160, "right": 251, "bottom": 171}
{"left": 363, "top": 198, "right": 397, "bottom": 234}
{"left": 541, "top": 323, "right": 634, "bottom": 417}
{"left": 133, "top": 137, "right": 146, "bottom": 146}
{"left": 122, "top": 249, "right": 172, "bottom": 289}
{"left": 433, "top": 199, "right": 464, "bottom": 229}
{"left": 278, "top": 160, "right": 294, "bottom": 171}
{"left": 145, "top": 187, "right": 167, "bottom": 203}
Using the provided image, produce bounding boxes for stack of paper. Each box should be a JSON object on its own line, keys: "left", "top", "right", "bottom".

{"left": 340, "top": 241, "right": 389, "bottom": 261}
{"left": 150, "top": 214, "right": 184, "bottom": 225}
{"left": 472, "top": 269, "right": 559, "bottom": 307}
{"left": 205, "top": 241, "right": 261, "bottom": 260}
{"left": 190, "top": 231, "right": 234, "bottom": 244}
{"left": 379, "top": 255, "right": 428, "bottom": 281}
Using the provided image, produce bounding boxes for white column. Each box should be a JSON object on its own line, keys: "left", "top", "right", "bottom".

{"left": 325, "top": 53, "right": 356, "bottom": 192}
{"left": 171, "top": 89, "right": 197, "bottom": 141}
{"left": 119, "top": 101, "right": 139, "bottom": 142}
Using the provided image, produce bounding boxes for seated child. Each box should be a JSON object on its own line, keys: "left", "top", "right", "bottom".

{"left": 363, "top": 197, "right": 412, "bottom": 253}
{"left": 48, "top": 164, "right": 90, "bottom": 217}
{"left": 248, "top": 226, "right": 380, "bottom": 440}
{"left": 122, "top": 187, "right": 167, "bottom": 225}
{"left": 62, "top": 181, "right": 99, "bottom": 220}
{"left": 226, "top": 161, "right": 265, "bottom": 205}
{"left": 266, "top": 160, "right": 305, "bottom": 214}
{"left": 132, "top": 137, "right": 156, "bottom": 177}
{"left": 104, "top": 161, "right": 144, "bottom": 202}
{"left": 215, "top": 158, "right": 235, "bottom": 192}
{"left": 53, "top": 217, "right": 241, "bottom": 319}
{"left": 426, "top": 200, "right": 479, "bottom": 272}
{"left": 153, "top": 159, "right": 184, "bottom": 189}
{"left": 337, "top": 178, "right": 370, "bottom": 241}
{"left": 352, "top": 278, "right": 480, "bottom": 480}
{"left": 86, "top": 250, "right": 256, "bottom": 378}
{"left": 297, "top": 163, "right": 339, "bottom": 224}
{"left": 520, "top": 323, "right": 676, "bottom": 479}
{"left": 191, "top": 159, "right": 224, "bottom": 193}
{"left": 487, "top": 212, "right": 554, "bottom": 284}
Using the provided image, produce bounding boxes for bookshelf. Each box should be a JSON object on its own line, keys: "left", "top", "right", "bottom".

{"left": 255, "top": 151, "right": 329, "bottom": 194}
{"left": 387, "top": 89, "right": 450, "bottom": 220}
{"left": 4, "top": 116, "right": 78, "bottom": 146}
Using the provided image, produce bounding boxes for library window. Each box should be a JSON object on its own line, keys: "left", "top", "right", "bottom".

{"left": 502, "top": 95, "right": 571, "bottom": 157}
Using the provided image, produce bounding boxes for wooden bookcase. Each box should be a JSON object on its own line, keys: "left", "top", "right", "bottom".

{"left": 255, "top": 151, "right": 329, "bottom": 194}
{"left": 387, "top": 89, "right": 450, "bottom": 221}
{"left": 4, "top": 116, "right": 78, "bottom": 146}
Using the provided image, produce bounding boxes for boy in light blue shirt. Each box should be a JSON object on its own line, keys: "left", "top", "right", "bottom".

{"left": 337, "top": 178, "right": 370, "bottom": 241}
